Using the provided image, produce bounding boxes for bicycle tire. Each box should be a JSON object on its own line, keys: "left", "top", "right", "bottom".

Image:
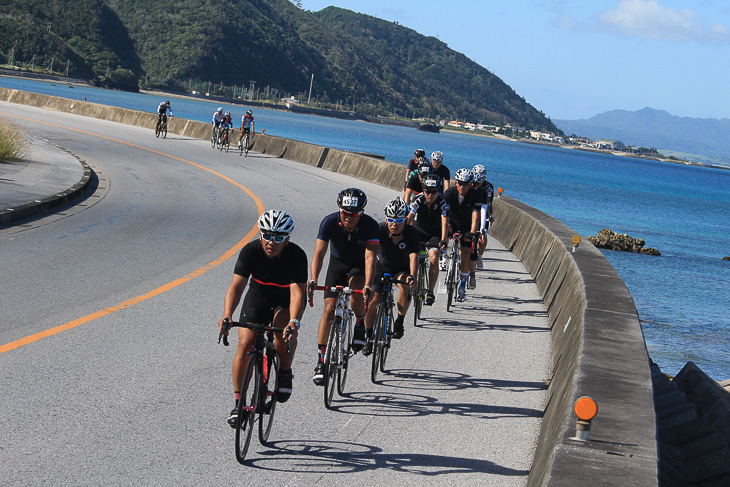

{"left": 258, "top": 351, "right": 279, "bottom": 445}
{"left": 211, "top": 132, "right": 216, "bottom": 148}
{"left": 446, "top": 248, "right": 457, "bottom": 312}
{"left": 323, "top": 318, "right": 339, "bottom": 409}
{"left": 239, "top": 136, "right": 244, "bottom": 156}
{"left": 224, "top": 138, "right": 230, "bottom": 152}
{"left": 336, "top": 313, "right": 352, "bottom": 396}
{"left": 155, "top": 125, "right": 160, "bottom": 138}
{"left": 244, "top": 135, "right": 249, "bottom": 157}
{"left": 371, "top": 303, "right": 386, "bottom": 383}
{"left": 414, "top": 257, "right": 426, "bottom": 325}
{"left": 235, "top": 357, "right": 258, "bottom": 464}
{"left": 380, "top": 298, "right": 393, "bottom": 373}
{"left": 162, "top": 124, "right": 167, "bottom": 139}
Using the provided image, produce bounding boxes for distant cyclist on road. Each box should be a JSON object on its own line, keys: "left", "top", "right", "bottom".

{"left": 362, "top": 197, "right": 419, "bottom": 353}
{"left": 443, "top": 168, "right": 481, "bottom": 302}
{"left": 429, "top": 151, "right": 451, "bottom": 192}
{"left": 404, "top": 148, "right": 427, "bottom": 189}
{"left": 240, "top": 110, "right": 255, "bottom": 146}
{"left": 155, "top": 100, "right": 173, "bottom": 133}
{"left": 407, "top": 174, "right": 450, "bottom": 306}
{"left": 403, "top": 160, "right": 436, "bottom": 204}
{"left": 211, "top": 107, "right": 224, "bottom": 141}
{"left": 308, "top": 188, "right": 379, "bottom": 385}
{"left": 218, "top": 210, "right": 307, "bottom": 428}
{"left": 471, "top": 164, "right": 494, "bottom": 273}
{"left": 220, "top": 111, "right": 234, "bottom": 143}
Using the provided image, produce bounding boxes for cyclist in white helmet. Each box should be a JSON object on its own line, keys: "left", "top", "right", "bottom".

{"left": 218, "top": 209, "right": 307, "bottom": 428}
{"left": 212, "top": 107, "right": 224, "bottom": 141}
{"left": 363, "top": 197, "right": 419, "bottom": 352}
{"left": 471, "top": 164, "right": 494, "bottom": 277}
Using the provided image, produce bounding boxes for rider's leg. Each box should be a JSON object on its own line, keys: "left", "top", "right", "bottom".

{"left": 428, "top": 248, "right": 439, "bottom": 292}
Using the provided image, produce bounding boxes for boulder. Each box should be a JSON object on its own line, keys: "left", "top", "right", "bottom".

{"left": 585, "top": 228, "right": 661, "bottom": 255}
{"left": 723, "top": 257, "right": 730, "bottom": 261}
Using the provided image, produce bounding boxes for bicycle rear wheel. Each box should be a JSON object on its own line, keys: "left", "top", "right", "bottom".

{"left": 323, "top": 318, "right": 339, "bottom": 409}
{"left": 336, "top": 313, "right": 352, "bottom": 396}
{"left": 371, "top": 303, "right": 386, "bottom": 383}
{"left": 258, "top": 351, "right": 280, "bottom": 445}
{"left": 235, "top": 357, "right": 258, "bottom": 464}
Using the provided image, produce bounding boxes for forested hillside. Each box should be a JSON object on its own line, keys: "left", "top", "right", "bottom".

{"left": 0, "top": 0, "right": 558, "bottom": 132}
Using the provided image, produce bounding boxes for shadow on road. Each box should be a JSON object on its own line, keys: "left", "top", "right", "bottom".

{"left": 247, "top": 439, "right": 530, "bottom": 477}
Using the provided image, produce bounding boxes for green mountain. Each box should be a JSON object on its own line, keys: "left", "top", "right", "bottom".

{"left": 0, "top": 0, "right": 557, "bottom": 132}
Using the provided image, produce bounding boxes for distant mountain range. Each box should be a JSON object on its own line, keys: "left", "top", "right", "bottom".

{"left": 555, "top": 108, "right": 730, "bottom": 167}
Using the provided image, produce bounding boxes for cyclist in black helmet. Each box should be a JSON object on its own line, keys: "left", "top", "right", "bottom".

{"left": 155, "top": 100, "right": 173, "bottom": 134}
{"left": 308, "top": 188, "right": 379, "bottom": 385}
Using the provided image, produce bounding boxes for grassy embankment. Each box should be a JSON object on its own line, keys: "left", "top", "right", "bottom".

{"left": 0, "top": 118, "right": 29, "bottom": 162}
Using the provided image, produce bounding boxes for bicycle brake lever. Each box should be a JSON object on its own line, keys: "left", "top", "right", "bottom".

{"left": 219, "top": 318, "right": 230, "bottom": 346}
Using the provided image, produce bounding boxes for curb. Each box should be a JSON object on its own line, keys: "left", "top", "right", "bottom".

{"left": 0, "top": 152, "right": 93, "bottom": 227}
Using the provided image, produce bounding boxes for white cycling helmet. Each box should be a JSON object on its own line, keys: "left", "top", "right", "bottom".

{"left": 217, "top": 107, "right": 223, "bottom": 112}
{"left": 384, "top": 197, "right": 409, "bottom": 219}
{"left": 431, "top": 151, "right": 444, "bottom": 162}
{"left": 258, "top": 210, "right": 294, "bottom": 235}
{"left": 454, "top": 168, "right": 474, "bottom": 183}
{"left": 472, "top": 164, "right": 486, "bottom": 183}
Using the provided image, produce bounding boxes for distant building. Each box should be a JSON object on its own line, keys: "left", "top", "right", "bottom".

{"left": 596, "top": 138, "right": 625, "bottom": 150}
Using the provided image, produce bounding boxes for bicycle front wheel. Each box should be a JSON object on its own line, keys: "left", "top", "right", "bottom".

{"left": 259, "top": 352, "right": 280, "bottom": 445}
{"left": 380, "top": 301, "right": 393, "bottom": 373}
{"left": 155, "top": 126, "right": 160, "bottom": 138}
{"left": 414, "top": 260, "right": 426, "bottom": 326}
{"left": 162, "top": 124, "right": 167, "bottom": 139}
{"left": 337, "top": 313, "right": 352, "bottom": 396}
{"left": 323, "top": 318, "right": 339, "bottom": 409}
{"left": 244, "top": 136, "right": 249, "bottom": 156}
{"left": 446, "top": 250, "right": 457, "bottom": 312}
{"left": 371, "top": 303, "right": 386, "bottom": 383}
{"left": 235, "top": 357, "right": 258, "bottom": 464}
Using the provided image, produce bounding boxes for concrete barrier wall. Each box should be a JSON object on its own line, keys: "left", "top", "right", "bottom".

{"left": 1, "top": 88, "right": 658, "bottom": 485}
{"left": 490, "top": 195, "right": 658, "bottom": 486}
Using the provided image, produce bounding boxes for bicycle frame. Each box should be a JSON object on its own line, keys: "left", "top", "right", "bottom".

{"left": 371, "top": 274, "right": 409, "bottom": 382}
{"left": 445, "top": 233, "right": 462, "bottom": 311}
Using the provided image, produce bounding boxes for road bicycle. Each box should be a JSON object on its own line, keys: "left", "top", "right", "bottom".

{"left": 412, "top": 243, "right": 429, "bottom": 327}
{"left": 155, "top": 114, "right": 168, "bottom": 139}
{"left": 211, "top": 126, "right": 221, "bottom": 148}
{"left": 308, "top": 283, "right": 363, "bottom": 409}
{"left": 239, "top": 130, "right": 251, "bottom": 156}
{"left": 444, "top": 233, "right": 462, "bottom": 312}
{"left": 218, "top": 319, "right": 291, "bottom": 464}
{"left": 371, "top": 274, "right": 409, "bottom": 383}
{"left": 219, "top": 127, "right": 231, "bottom": 152}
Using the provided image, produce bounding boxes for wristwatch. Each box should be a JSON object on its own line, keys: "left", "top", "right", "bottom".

{"left": 289, "top": 319, "right": 301, "bottom": 330}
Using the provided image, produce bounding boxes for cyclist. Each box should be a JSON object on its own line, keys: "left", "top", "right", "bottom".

{"left": 155, "top": 100, "right": 173, "bottom": 133}
{"left": 309, "top": 188, "right": 379, "bottom": 385}
{"left": 471, "top": 164, "right": 494, "bottom": 274}
{"left": 404, "top": 148, "right": 427, "bottom": 189}
{"left": 443, "top": 168, "right": 481, "bottom": 302}
{"left": 220, "top": 111, "right": 234, "bottom": 145}
{"left": 363, "top": 197, "right": 419, "bottom": 353}
{"left": 240, "top": 109, "right": 255, "bottom": 146}
{"left": 429, "top": 151, "right": 451, "bottom": 192}
{"left": 403, "top": 159, "right": 435, "bottom": 204}
{"left": 406, "top": 173, "right": 449, "bottom": 305}
{"left": 211, "top": 107, "right": 224, "bottom": 142}
{"left": 218, "top": 210, "right": 307, "bottom": 428}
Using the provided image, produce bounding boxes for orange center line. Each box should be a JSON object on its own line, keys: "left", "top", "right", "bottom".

{"left": 0, "top": 113, "right": 263, "bottom": 355}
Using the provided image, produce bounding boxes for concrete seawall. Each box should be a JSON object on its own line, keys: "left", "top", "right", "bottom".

{"left": 0, "top": 88, "right": 658, "bottom": 485}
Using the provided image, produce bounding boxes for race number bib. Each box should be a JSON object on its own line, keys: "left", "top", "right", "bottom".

{"left": 341, "top": 196, "right": 358, "bottom": 207}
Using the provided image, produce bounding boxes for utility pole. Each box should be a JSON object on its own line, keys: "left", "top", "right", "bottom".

{"left": 307, "top": 73, "right": 314, "bottom": 105}
{"left": 65, "top": 59, "right": 69, "bottom": 76}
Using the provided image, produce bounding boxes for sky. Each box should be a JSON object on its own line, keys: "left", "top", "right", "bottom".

{"left": 300, "top": 0, "right": 730, "bottom": 121}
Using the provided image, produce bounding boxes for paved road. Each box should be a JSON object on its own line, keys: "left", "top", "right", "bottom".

{"left": 0, "top": 102, "right": 550, "bottom": 486}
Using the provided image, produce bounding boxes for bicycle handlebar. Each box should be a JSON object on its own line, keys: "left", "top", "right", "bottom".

{"left": 218, "top": 318, "right": 292, "bottom": 353}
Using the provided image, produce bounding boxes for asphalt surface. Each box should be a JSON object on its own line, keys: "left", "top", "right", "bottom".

{"left": 0, "top": 101, "right": 550, "bottom": 486}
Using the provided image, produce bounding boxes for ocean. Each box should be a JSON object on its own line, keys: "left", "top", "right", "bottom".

{"left": 1, "top": 76, "right": 728, "bottom": 380}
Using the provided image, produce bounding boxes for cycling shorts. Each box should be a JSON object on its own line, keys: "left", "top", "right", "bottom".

{"left": 241, "top": 127, "right": 251, "bottom": 135}
{"left": 238, "top": 284, "right": 290, "bottom": 326}
{"left": 372, "top": 262, "right": 409, "bottom": 294}
{"left": 323, "top": 255, "right": 364, "bottom": 299}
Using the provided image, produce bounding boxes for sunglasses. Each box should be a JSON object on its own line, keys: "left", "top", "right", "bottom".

{"left": 386, "top": 217, "right": 406, "bottom": 224}
{"left": 424, "top": 189, "right": 438, "bottom": 195}
{"left": 261, "top": 232, "right": 287, "bottom": 243}
{"left": 341, "top": 210, "right": 363, "bottom": 218}
{"left": 456, "top": 181, "right": 470, "bottom": 186}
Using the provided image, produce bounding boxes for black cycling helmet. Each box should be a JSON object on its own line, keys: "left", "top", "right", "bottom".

{"left": 337, "top": 188, "right": 367, "bottom": 212}
{"left": 165, "top": 100, "right": 170, "bottom": 106}
{"left": 418, "top": 160, "right": 433, "bottom": 175}
{"left": 246, "top": 109, "right": 253, "bottom": 115}
{"left": 415, "top": 148, "right": 426, "bottom": 158}
{"left": 421, "top": 174, "right": 441, "bottom": 190}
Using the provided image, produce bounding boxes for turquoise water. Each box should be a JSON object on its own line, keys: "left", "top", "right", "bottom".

{"left": 2, "top": 77, "right": 728, "bottom": 380}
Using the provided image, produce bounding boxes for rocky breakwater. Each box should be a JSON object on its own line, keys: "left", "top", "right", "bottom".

{"left": 586, "top": 228, "right": 661, "bottom": 256}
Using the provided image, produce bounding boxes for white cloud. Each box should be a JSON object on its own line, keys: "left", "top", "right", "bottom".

{"left": 596, "top": 0, "right": 730, "bottom": 43}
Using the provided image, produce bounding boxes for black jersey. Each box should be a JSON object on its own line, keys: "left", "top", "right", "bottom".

{"left": 410, "top": 193, "right": 449, "bottom": 238}
{"left": 475, "top": 181, "right": 495, "bottom": 217}
{"left": 234, "top": 239, "right": 308, "bottom": 291}
{"left": 443, "top": 186, "right": 481, "bottom": 233}
{"left": 432, "top": 164, "right": 450, "bottom": 185}
{"left": 376, "top": 222, "right": 421, "bottom": 271}
{"left": 316, "top": 212, "right": 380, "bottom": 267}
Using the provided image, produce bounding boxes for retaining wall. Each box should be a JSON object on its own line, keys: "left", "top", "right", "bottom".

{"left": 0, "top": 88, "right": 659, "bottom": 485}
